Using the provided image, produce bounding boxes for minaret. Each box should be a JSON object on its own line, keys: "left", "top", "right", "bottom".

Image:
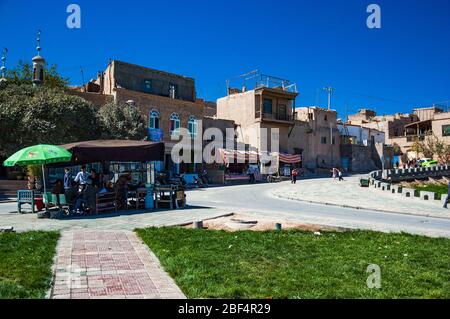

{"left": 0, "top": 48, "right": 7, "bottom": 87}
{"left": 32, "top": 30, "right": 45, "bottom": 86}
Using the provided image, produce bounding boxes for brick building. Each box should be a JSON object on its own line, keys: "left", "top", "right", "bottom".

{"left": 70, "top": 60, "right": 219, "bottom": 175}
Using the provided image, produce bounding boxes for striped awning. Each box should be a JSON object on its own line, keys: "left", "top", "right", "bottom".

{"left": 278, "top": 153, "right": 302, "bottom": 164}
{"left": 221, "top": 149, "right": 259, "bottom": 164}
{"left": 204, "top": 149, "right": 301, "bottom": 165}
{"left": 203, "top": 148, "right": 259, "bottom": 165}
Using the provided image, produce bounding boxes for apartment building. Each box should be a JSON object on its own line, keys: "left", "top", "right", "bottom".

{"left": 216, "top": 74, "right": 298, "bottom": 154}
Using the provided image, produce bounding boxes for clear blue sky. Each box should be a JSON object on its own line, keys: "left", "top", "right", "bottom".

{"left": 0, "top": 0, "right": 449, "bottom": 118}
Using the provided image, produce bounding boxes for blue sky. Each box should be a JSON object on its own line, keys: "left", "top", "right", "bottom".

{"left": 0, "top": 0, "right": 449, "bottom": 118}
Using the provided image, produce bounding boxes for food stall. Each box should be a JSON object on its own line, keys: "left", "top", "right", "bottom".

{"left": 46, "top": 140, "right": 179, "bottom": 214}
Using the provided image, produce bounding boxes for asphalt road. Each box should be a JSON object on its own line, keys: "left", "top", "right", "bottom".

{"left": 187, "top": 182, "right": 450, "bottom": 238}
{"left": 1, "top": 182, "right": 449, "bottom": 237}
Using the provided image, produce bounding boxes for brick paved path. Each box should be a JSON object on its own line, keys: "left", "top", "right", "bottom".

{"left": 50, "top": 230, "right": 185, "bottom": 299}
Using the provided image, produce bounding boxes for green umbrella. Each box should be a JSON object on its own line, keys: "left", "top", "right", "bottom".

{"left": 3, "top": 144, "right": 72, "bottom": 195}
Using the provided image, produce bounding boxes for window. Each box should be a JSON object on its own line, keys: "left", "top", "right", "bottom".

{"left": 255, "top": 95, "right": 261, "bottom": 118}
{"left": 324, "top": 114, "right": 328, "bottom": 121}
{"left": 308, "top": 113, "right": 314, "bottom": 120}
{"left": 278, "top": 104, "right": 287, "bottom": 120}
{"left": 169, "top": 84, "right": 177, "bottom": 99}
{"left": 263, "top": 98, "right": 272, "bottom": 114}
{"left": 321, "top": 137, "right": 327, "bottom": 144}
{"left": 149, "top": 110, "right": 160, "bottom": 129}
{"left": 443, "top": 125, "right": 450, "bottom": 137}
{"left": 188, "top": 116, "right": 198, "bottom": 139}
{"left": 143, "top": 79, "right": 152, "bottom": 93}
{"left": 332, "top": 136, "right": 336, "bottom": 145}
{"left": 169, "top": 113, "right": 180, "bottom": 136}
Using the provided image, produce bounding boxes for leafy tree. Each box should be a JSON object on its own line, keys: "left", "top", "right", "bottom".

{"left": 411, "top": 135, "right": 450, "bottom": 163}
{"left": 391, "top": 142, "right": 402, "bottom": 155}
{"left": 97, "top": 102, "right": 147, "bottom": 140}
{"left": 0, "top": 84, "right": 100, "bottom": 157}
{"left": 5, "top": 60, "right": 69, "bottom": 89}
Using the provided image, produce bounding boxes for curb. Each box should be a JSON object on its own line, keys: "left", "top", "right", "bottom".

{"left": 272, "top": 193, "right": 450, "bottom": 221}
{"left": 0, "top": 199, "right": 16, "bottom": 204}
{"left": 169, "top": 212, "right": 235, "bottom": 227}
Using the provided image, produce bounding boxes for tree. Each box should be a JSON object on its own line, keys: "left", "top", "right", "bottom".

{"left": 410, "top": 135, "right": 450, "bottom": 163}
{"left": 391, "top": 142, "right": 402, "bottom": 156}
{"left": 97, "top": 102, "right": 147, "bottom": 140}
{"left": 0, "top": 84, "right": 100, "bottom": 157}
{"left": 5, "top": 60, "right": 69, "bottom": 89}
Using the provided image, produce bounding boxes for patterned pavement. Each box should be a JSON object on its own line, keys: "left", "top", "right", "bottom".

{"left": 50, "top": 230, "right": 185, "bottom": 299}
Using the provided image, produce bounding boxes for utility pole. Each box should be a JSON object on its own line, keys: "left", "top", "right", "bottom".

{"left": 323, "top": 86, "right": 333, "bottom": 110}
{"left": 323, "top": 87, "right": 334, "bottom": 167}
{"left": 80, "top": 67, "right": 85, "bottom": 92}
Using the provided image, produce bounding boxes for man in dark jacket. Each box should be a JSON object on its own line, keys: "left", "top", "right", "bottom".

{"left": 443, "top": 180, "right": 450, "bottom": 209}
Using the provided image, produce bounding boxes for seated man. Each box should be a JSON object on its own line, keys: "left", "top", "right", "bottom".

{"left": 64, "top": 181, "right": 78, "bottom": 206}
{"left": 51, "top": 179, "right": 65, "bottom": 205}
{"left": 82, "top": 185, "right": 98, "bottom": 214}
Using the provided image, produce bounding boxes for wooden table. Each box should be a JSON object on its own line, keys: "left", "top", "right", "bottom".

{"left": 127, "top": 188, "right": 148, "bottom": 210}
{"left": 154, "top": 186, "right": 185, "bottom": 209}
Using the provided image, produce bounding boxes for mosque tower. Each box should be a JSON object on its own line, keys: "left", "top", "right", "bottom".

{"left": 0, "top": 48, "right": 7, "bottom": 87}
{"left": 32, "top": 30, "right": 45, "bottom": 86}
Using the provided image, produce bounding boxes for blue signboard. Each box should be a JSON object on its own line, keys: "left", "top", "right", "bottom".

{"left": 148, "top": 128, "right": 163, "bottom": 142}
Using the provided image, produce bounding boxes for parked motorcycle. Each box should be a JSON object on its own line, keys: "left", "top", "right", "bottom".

{"left": 267, "top": 174, "right": 282, "bottom": 183}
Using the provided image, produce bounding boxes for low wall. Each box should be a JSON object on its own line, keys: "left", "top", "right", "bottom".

{"left": 368, "top": 165, "right": 449, "bottom": 206}
{"left": 370, "top": 165, "right": 450, "bottom": 183}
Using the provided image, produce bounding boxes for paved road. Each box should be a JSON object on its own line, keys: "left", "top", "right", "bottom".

{"left": 1, "top": 182, "right": 449, "bottom": 237}
{"left": 187, "top": 182, "right": 450, "bottom": 238}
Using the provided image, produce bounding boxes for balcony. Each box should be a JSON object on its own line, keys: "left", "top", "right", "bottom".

{"left": 260, "top": 112, "right": 294, "bottom": 123}
{"left": 406, "top": 133, "right": 431, "bottom": 142}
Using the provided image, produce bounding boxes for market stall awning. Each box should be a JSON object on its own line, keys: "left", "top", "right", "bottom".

{"left": 219, "top": 149, "right": 259, "bottom": 165}
{"left": 206, "top": 149, "right": 301, "bottom": 165}
{"left": 278, "top": 153, "right": 302, "bottom": 164}
{"left": 59, "top": 140, "right": 165, "bottom": 165}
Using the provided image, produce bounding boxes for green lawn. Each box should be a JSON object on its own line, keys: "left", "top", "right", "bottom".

{"left": 137, "top": 228, "right": 450, "bottom": 299}
{"left": 0, "top": 231, "right": 59, "bottom": 299}
{"left": 414, "top": 184, "right": 447, "bottom": 199}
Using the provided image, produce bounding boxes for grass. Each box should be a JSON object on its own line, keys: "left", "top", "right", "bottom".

{"left": 414, "top": 184, "right": 447, "bottom": 199}
{"left": 137, "top": 228, "right": 450, "bottom": 299}
{"left": 0, "top": 231, "right": 59, "bottom": 299}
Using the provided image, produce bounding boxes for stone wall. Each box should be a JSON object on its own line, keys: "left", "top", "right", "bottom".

{"left": 340, "top": 144, "right": 377, "bottom": 172}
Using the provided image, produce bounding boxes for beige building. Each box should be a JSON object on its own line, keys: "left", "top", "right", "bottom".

{"left": 290, "top": 107, "right": 341, "bottom": 171}
{"left": 217, "top": 85, "right": 298, "bottom": 154}
{"left": 348, "top": 106, "right": 450, "bottom": 162}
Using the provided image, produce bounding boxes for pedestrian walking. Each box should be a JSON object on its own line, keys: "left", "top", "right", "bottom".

{"left": 330, "top": 167, "right": 337, "bottom": 180}
{"left": 291, "top": 168, "right": 298, "bottom": 184}
{"left": 443, "top": 180, "right": 450, "bottom": 209}
{"left": 338, "top": 169, "right": 344, "bottom": 181}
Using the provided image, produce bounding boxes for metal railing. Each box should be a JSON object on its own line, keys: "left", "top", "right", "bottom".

{"left": 261, "top": 112, "right": 293, "bottom": 122}
{"left": 406, "top": 134, "right": 431, "bottom": 142}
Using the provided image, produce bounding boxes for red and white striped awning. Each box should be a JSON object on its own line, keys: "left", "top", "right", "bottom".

{"left": 278, "top": 153, "right": 302, "bottom": 164}
{"left": 204, "top": 149, "right": 301, "bottom": 165}
{"left": 221, "top": 149, "right": 259, "bottom": 164}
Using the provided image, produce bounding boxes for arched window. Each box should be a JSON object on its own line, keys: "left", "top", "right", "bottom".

{"left": 188, "top": 116, "right": 198, "bottom": 139}
{"left": 149, "top": 110, "right": 160, "bottom": 129}
{"left": 169, "top": 113, "right": 180, "bottom": 136}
